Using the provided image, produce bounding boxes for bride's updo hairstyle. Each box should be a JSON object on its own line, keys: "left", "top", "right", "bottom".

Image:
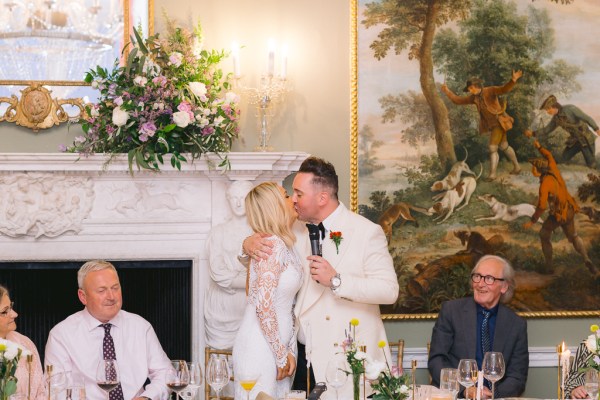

{"left": 245, "top": 182, "right": 296, "bottom": 248}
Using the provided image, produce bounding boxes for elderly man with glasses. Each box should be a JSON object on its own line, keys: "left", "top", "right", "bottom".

{"left": 428, "top": 255, "right": 529, "bottom": 398}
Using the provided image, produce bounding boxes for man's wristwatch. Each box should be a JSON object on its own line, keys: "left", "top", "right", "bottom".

{"left": 330, "top": 273, "right": 341, "bottom": 292}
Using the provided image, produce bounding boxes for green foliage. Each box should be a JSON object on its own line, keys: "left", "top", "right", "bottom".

{"left": 359, "top": 124, "right": 385, "bottom": 176}
{"left": 578, "top": 173, "right": 600, "bottom": 204}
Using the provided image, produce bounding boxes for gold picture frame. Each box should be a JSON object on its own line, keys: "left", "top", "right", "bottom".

{"left": 350, "top": 0, "right": 600, "bottom": 320}
{"left": 0, "top": 0, "right": 154, "bottom": 132}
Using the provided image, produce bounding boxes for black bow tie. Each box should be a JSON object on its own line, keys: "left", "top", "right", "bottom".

{"left": 306, "top": 222, "right": 326, "bottom": 240}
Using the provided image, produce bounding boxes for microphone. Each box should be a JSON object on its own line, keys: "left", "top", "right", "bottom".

{"left": 307, "top": 224, "right": 322, "bottom": 256}
{"left": 307, "top": 382, "right": 327, "bottom": 400}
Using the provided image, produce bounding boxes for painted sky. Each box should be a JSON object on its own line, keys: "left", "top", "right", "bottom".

{"left": 357, "top": 0, "right": 600, "bottom": 162}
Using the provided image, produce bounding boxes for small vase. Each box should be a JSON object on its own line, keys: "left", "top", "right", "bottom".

{"left": 352, "top": 373, "right": 361, "bottom": 400}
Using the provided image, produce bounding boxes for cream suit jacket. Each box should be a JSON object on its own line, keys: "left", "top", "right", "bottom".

{"left": 293, "top": 203, "right": 399, "bottom": 396}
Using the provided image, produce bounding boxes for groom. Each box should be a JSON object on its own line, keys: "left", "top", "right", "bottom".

{"left": 244, "top": 156, "right": 399, "bottom": 397}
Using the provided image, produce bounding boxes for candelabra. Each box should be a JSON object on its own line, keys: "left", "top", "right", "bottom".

{"left": 236, "top": 74, "right": 289, "bottom": 151}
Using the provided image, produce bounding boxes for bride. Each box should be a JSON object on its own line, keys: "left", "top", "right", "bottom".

{"left": 233, "top": 182, "right": 302, "bottom": 399}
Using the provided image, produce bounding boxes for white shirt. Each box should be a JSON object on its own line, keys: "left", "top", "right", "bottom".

{"left": 45, "top": 308, "right": 171, "bottom": 400}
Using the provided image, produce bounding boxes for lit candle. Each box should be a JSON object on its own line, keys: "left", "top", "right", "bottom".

{"left": 280, "top": 44, "right": 288, "bottom": 79}
{"left": 231, "top": 42, "right": 241, "bottom": 78}
{"left": 267, "top": 38, "right": 275, "bottom": 77}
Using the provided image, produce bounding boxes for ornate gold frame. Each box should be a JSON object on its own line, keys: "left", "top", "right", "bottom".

{"left": 0, "top": 0, "right": 154, "bottom": 132}
{"left": 349, "top": 0, "right": 598, "bottom": 321}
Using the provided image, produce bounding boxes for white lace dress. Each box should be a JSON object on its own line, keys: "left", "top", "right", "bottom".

{"left": 232, "top": 235, "right": 303, "bottom": 399}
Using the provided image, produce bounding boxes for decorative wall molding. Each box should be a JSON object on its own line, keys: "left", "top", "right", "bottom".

{"left": 397, "top": 346, "right": 572, "bottom": 369}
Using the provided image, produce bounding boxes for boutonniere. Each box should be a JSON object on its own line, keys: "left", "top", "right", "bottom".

{"left": 330, "top": 231, "right": 343, "bottom": 254}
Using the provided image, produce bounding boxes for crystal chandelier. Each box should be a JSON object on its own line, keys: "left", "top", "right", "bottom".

{"left": 0, "top": 0, "right": 123, "bottom": 82}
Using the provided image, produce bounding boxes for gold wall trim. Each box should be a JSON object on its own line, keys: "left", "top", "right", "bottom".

{"left": 382, "top": 310, "right": 600, "bottom": 321}
{"left": 350, "top": 0, "right": 359, "bottom": 212}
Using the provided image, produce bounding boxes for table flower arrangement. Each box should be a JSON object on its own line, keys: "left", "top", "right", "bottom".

{"left": 581, "top": 324, "right": 600, "bottom": 400}
{"left": 65, "top": 16, "right": 240, "bottom": 172}
{"left": 0, "top": 338, "right": 30, "bottom": 400}
{"left": 341, "top": 319, "right": 410, "bottom": 400}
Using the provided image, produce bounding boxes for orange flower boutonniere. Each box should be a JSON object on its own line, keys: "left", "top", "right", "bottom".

{"left": 330, "top": 231, "right": 343, "bottom": 254}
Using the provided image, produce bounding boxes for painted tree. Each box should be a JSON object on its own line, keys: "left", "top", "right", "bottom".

{"left": 362, "top": 0, "right": 573, "bottom": 171}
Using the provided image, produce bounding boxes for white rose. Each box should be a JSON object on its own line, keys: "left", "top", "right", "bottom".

{"left": 354, "top": 351, "right": 368, "bottom": 361}
{"left": 365, "top": 360, "right": 385, "bottom": 380}
{"left": 399, "top": 385, "right": 409, "bottom": 394}
{"left": 586, "top": 334, "right": 598, "bottom": 353}
{"left": 189, "top": 82, "right": 207, "bottom": 97}
{"left": 90, "top": 107, "right": 99, "bottom": 117}
{"left": 225, "top": 91, "right": 240, "bottom": 104}
{"left": 133, "top": 76, "right": 148, "bottom": 86}
{"left": 173, "top": 111, "right": 191, "bottom": 128}
{"left": 4, "top": 342, "right": 19, "bottom": 360}
{"left": 214, "top": 116, "right": 225, "bottom": 127}
{"left": 112, "top": 106, "right": 129, "bottom": 127}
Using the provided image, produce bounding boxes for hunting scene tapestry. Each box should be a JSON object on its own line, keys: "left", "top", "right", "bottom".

{"left": 355, "top": 0, "right": 600, "bottom": 317}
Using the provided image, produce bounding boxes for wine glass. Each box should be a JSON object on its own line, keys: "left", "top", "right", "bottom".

{"left": 325, "top": 358, "right": 348, "bottom": 400}
{"left": 238, "top": 371, "right": 260, "bottom": 400}
{"left": 482, "top": 352, "right": 505, "bottom": 400}
{"left": 179, "top": 362, "right": 203, "bottom": 400}
{"left": 457, "top": 359, "right": 478, "bottom": 400}
{"left": 585, "top": 370, "right": 599, "bottom": 400}
{"left": 167, "top": 360, "right": 190, "bottom": 399}
{"left": 95, "top": 360, "right": 120, "bottom": 400}
{"left": 206, "top": 354, "right": 230, "bottom": 400}
{"left": 440, "top": 368, "right": 459, "bottom": 400}
{"left": 46, "top": 371, "right": 67, "bottom": 400}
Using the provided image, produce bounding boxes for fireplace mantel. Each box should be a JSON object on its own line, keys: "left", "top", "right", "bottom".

{"left": 0, "top": 151, "right": 309, "bottom": 367}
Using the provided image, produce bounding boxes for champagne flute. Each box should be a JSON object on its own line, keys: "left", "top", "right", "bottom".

{"left": 482, "top": 352, "right": 505, "bottom": 400}
{"left": 179, "top": 362, "right": 203, "bottom": 400}
{"left": 325, "top": 358, "right": 348, "bottom": 400}
{"left": 207, "top": 354, "right": 230, "bottom": 400}
{"left": 96, "top": 360, "right": 120, "bottom": 400}
{"left": 167, "top": 360, "right": 190, "bottom": 399}
{"left": 585, "top": 370, "right": 599, "bottom": 400}
{"left": 440, "top": 368, "right": 459, "bottom": 400}
{"left": 457, "top": 359, "right": 478, "bottom": 400}
{"left": 238, "top": 371, "right": 260, "bottom": 400}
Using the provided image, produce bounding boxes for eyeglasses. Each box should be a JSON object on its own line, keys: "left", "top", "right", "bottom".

{"left": 471, "top": 273, "right": 505, "bottom": 285}
{"left": 0, "top": 302, "right": 14, "bottom": 317}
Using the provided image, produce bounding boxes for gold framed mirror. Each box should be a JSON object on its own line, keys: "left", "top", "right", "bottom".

{"left": 0, "top": 0, "right": 154, "bottom": 131}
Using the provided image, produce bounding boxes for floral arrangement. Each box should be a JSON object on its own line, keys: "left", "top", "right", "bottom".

{"left": 341, "top": 319, "right": 409, "bottom": 400}
{"left": 368, "top": 341, "right": 410, "bottom": 400}
{"left": 65, "top": 16, "right": 240, "bottom": 172}
{"left": 0, "top": 338, "right": 30, "bottom": 400}
{"left": 330, "top": 231, "right": 343, "bottom": 254}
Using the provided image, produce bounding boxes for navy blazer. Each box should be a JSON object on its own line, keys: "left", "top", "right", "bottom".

{"left": 428, "top": 297, "right": 529, "bottom": 397}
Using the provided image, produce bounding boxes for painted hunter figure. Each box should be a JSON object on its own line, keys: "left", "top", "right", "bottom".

{"left": 441, "top": 70, "right": 523, "bottom": 181}
{"left": 522, "top": 130, "right": 598, "bottom": 278}
{"left": 529, "top": 95, "right": 600, "bottom": 169}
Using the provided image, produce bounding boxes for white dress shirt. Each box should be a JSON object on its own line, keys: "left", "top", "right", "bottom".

{"left": 45, "top": 308, "right": 172, "bottom": 400}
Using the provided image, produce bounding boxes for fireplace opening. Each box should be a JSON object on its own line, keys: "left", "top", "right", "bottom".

{"left": 0, "top": 260, "right": 192, "bottom": 364}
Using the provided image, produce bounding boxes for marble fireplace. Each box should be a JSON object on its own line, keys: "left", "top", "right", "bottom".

{"left": 0, "top": 151, "right": 309, "bottom": 365}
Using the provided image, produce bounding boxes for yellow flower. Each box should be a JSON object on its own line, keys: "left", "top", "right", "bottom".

{"left": 591, "top": 324, "right": 599, "bottom": 333}
{"left": 378, "top": 340, "right": 386, "bottom": 348}
{"left": 0, "top": 343, "right": 6, "bottom": 351}
{"left": 350, "top": 318, "right": 360, "bottom": 326}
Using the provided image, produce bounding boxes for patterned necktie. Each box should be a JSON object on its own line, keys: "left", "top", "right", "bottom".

{"left": 481, "top": 310, "right": 492, "bottom": 390}
{"left": 101, "top": 324, "right": 125, "bottom": 400}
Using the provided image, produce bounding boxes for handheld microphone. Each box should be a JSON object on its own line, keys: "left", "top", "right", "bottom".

{"left": 308, "top": 227, "right": 322, "bottom": 256}
{"left": 307, "top": 382, "right": 327, "bottom": 400}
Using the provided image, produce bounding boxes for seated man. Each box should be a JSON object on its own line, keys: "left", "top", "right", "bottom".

{"left": 428, "top": 255, "right": 528, "bottom": 398}
{"left": 45, "top": 260, "right": 172, "bottom": 400}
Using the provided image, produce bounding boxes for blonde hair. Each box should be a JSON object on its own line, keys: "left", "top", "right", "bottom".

{"left": 78, "top": 260, "right": 118, "bottom": 289}
{"left": 245, "top": 182, "right": 296, "bottom": 248}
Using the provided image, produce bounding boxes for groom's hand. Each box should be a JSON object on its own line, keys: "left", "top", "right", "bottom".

{"left": 307, "top": 255, "right": 336, "bottom": 287}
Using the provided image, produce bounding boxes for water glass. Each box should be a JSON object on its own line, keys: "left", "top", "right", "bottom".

{"left": 457, "top": 359, "right": 478, "bottom": 400}
{"left": 207, "top": 354, "right": 230, "bottom": 400}
{"left": 440, "top": 367, "right": 459, "bottom": 399}
{"left": 325, "top": 358, "right": 348, "bottom": 400}
{"left": 585, "top": 370, "right": 599, "bottom": 400}
{"left": 482, "top": 352, "right": 505, "bottom": 400}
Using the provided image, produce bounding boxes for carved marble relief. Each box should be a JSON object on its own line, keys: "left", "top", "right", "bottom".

{"left": 0, "top": 173, "right": 94, "bottom": 238}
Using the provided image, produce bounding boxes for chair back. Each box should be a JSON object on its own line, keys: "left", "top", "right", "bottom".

{"left": 389, "top": 339, "right": 405, "bottom": 369}
{"left": 205, "top": 347, "right": 234, "bottom": 400}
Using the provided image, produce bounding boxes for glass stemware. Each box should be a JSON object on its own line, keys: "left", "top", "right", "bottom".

{"left": 167, "top": 360, "right": 190, "bottom": 399}
{"left": 207, "top": 354, "right": 230, "bottom": 400}
{"left": 482, "top": 352, "right": 505, "bottom": 400}
{"left": 585, "top": 370, "right": 599, "bottom": 400}
{"left": 325, "top": 358, "right": 348, "bottom": 400}
{"left": 457, "top": 359, "right": 478, "bottom": 400}
{"left": 46, "top": 371, "right": 67, "bottom": 400}
{"left": 95, "top": 360, "right": 120, "bottom": 400}
{"left": 238, "top": 371, "right": 260, "bottom": 400}
{"left": 440, "top": 367, "right": 460, "bottom": 400}
{"left": 178, "top": 362, "right": 203, "bottom": 400}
